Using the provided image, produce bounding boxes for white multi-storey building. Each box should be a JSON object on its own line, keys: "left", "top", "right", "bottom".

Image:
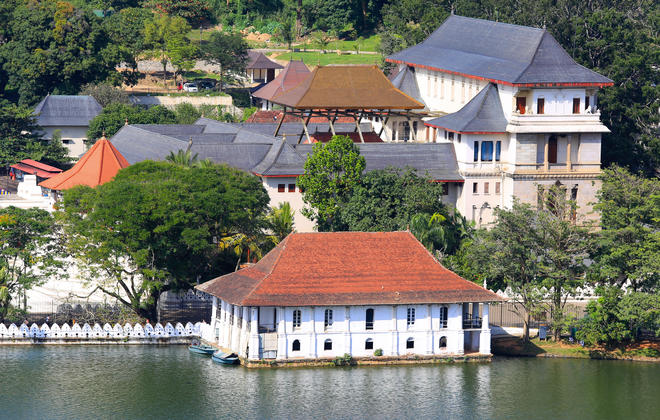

{"left": 197, "top": 231, "right": 502, "bottom": 362}
{"left": 386, "top": 15, "right": 613, "bottom": 226}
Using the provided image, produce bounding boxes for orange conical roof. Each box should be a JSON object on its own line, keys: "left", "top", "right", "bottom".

{"left": 40, "top": 137, "right": 130, "bottom": 190}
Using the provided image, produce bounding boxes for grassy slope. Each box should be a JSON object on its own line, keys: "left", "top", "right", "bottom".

{"left": 268, "top": 51, "right": 380, "bottom": 66}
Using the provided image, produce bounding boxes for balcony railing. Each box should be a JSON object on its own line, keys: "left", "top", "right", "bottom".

{"left": 463, "top": 315, "right": 482, "bottom": 329}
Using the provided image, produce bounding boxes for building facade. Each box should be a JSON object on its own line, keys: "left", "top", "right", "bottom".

{"left": 386, "top": 15, "right": 612, "bottom": 226}
{"left": 197, "top": 232, "right": 502, "bottom": 361}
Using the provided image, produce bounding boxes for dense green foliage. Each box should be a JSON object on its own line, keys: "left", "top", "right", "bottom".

{"left": 297, "top": 135, "right": 365, "bottom": 231}
{"left": 576, "top": 287, "right": 660, "bottom": 346}
{"left": 0, "top": 101, "right": 70, "bottom": 167}
{"left": 59, "top": 160, "right": 270, "bottom": 319}
{"left": 202, "top": 32, "right": 249, "bottom": 91}
{"left": 144, "top": 14, "right": 195, "bottom": 85}
{"left": 87, "top": 103, "right": 177, "bottom": 141}
{"left": 591, "top": 166, "right": 660, "bottom": 292}
{"left": 80, "top": 83, "right": 131, "bottom": 107}
{"left": 0, "top": 207, "right": 65, "bottom": 322}
{"left": 0, "top": 0, "right": 129, "bottom": 106}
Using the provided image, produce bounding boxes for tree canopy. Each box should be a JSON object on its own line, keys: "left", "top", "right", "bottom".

{"left": 202, "top": 31, "right": 249, "bottom": 91}
{"left": 0, "top": 0, "right": 129, "bottom": 105}
{"left": 0, "top": 207, "right": 65, "bottom": 323}
{"left": 59, "top": 160, "right": 270, "bottom": 319}
{"left": 87, "top": 103, "right": 177, "bottom": 141}
{"left": 0, "top": 101, "right": 70, "bottom": 168}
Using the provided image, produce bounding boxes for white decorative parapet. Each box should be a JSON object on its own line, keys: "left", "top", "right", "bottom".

{"left": 0, "top": 321, "right": 205, "bottom": 339}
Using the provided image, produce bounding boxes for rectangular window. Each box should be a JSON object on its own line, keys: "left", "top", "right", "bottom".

{"left": 442, "top": 183, "right": 449, "bottom": 196}
{"left": 495, "top": 182, "right": 501, "bottom": 194}
{"left": 457, "top": 133, "right": 462, "bottom": 143}
{"left": 433, "top": 76, "right": 438, "bottom": 97}
{"left": 407, "top": 307, "right": 415, "bottom": 326}
{"left": 365, "top": 339, "right": 374, "bottom": 350}
{"left": 440, "top": 75, "right": 445, "bottom": 99}
{"left": 324, "top": 309, "right": 333, "bottom": 329}
{"left": 451, "top": 78, "right": 455, "bottom": 101}
{"left": 481, "top": 141, "right": 494, "bottom": 161}
{"left": 573, "top": 98, "right": 580, "bottom": 114}
{"left": 292, "top": 309, "right": 301, "bottom": 328}
{"left": 585, "top": 96, "right": 590, "bottom": 111}
{"left": 277, "top": 184, "right": 285, "bottom": 193}
{"left": 427, "top": 76, "right": 431, "bottom": 96}
{"left": 473, "top": 182, "right": 478, "bottom": 194}
{"left": 495, "top": 141, "right": 501, "bottom": 162}
{"left": 288, "top": 183, "right": 296, "bottom": 193}
{"left": 473, "top": 141, "right": 479, "bottom": 162}
{"left": 484, "top": 182, "right": 490, "bottom": 194}
{"left": 516, "top": 97, "right": 526, "bottom": 114}
{"left": 444, "top": 130, "right": 448, "bottom": 140}
{"left": 439, "top": 307, "right": 448, "bottom": 328}
{"left": 537, "top": 98, "right": 545, "bottom": 114}
{"left": 365, "top": 308, "right": 374, "bottom": 330}
{"left": 448, "top": 132, "right": 454, "bottom": 141}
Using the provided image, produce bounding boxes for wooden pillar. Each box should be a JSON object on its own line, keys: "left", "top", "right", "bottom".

{"left": 543, "top": 136, "right": 549, "bottom": 171}
{"left": 298, "top": 112, "right": 312, "bottom": 144}
{"left": 566, "top": 139, "right": 572, "bottom": 171}
{"left": 354, "top": 114, "right": 365, "bottom": 143}
{"left": 274, "top": 107, "right": 286, "bottom": 137}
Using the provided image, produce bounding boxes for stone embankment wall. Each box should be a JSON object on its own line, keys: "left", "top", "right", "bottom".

{"left": 0, "top": 321, "right": 204, "bottom": 344}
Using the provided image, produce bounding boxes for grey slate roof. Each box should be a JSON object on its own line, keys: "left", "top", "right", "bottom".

{"left": 247, "top": 51, "right": 284, "bottom": 70}
{"left": 294, "top": 143, "right": 462, "bottom": 181}
{"left": 390, "top": 66, "right": 428, "bottom": 111}
{"left": 133, "top": 124, "right": 205, "bottom": 135}
{"left": 34, "top": 95, "right": 102, "bottom": 127}
{"left": 387, "top": 15, "right": 612, "bottom": 86}
{"left": 110, "top": 122, "right": 462, "bottom": 181}
{"left": 425, "top": 84, "right": 507, "bottom": 133}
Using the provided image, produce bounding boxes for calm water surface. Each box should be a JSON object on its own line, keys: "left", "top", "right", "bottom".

{"left": 1, "top": 345, "right": 658, "bottom": 419}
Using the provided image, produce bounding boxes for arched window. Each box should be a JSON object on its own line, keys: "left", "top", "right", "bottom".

{"left": 324, "top": 309, "right": 333, "bottom": 329}
{"left": 365, "top": 338, "right": 374, "bottom": 350}
{"left": 365, "top": 308, "right": 374, "bottom": 330}
{"left": 292, "top": 309, "right": 301, "bottom": 329}
{"left": 439, "top": 336, "right": 447, "bottom": 348}
{"left": 406, "top": 337, "right": 415, "bottom": 349}
{"left": 292, "top": 339, "right": 300, "bottom": 351}
{"left": 324, "top": 339, "right": 332, "bottom": 351}
{"left": 439, "top": 306, "right": 448, "bottom": 328}
{"left": 407, "top": 307, "right": 416, "bottom": 326}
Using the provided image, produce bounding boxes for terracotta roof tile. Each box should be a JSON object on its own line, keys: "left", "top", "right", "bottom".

{"left": 39, "top": 137, "right": 129, "bottom": 190}
{"left": 197, "top": 232, "right": 502, "bottom": 306}
{"left": 252, "top": 60, "right": 310, "bottom": 102}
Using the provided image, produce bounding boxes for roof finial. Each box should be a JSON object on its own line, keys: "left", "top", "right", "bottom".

{"left": 542, "top": 18, "right": 546, "bottom": 29}
{"left": 102, "top": 130, "right": 106, "bottom": 139}
{"left": 450, "top": 5, "right": 454, "bottom": 14}
{"left": 187, "top": 136, "right": 193, "bottom": 153}
{"left": 125, "top": 118, "right": 129, "bottom": 126}
{"left": 282, "top": 134, "right": 287, "bottom": 143}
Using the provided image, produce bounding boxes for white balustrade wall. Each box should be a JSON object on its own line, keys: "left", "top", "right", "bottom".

{"left": 0, "top": 321, "right": 204, "bottom": 339}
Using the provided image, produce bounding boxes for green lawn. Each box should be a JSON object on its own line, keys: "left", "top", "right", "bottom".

{"left": 268, "top": 51, "right": 380, "bottom": 66}
{"left": 305, "top": 34, "right": 381, "bottom": 52}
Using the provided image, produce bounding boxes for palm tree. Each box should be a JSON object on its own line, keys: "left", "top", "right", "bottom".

{"left": 410, "top": 212, "right": 450, "bottom": 255}
{"left": 218, "top": 233, "right": 264, "bottom": 271}
{"left": 267, "top": 202, "right": 295, "bottom": 245}
{"left": 194, "top": 158, "right": 215, "bottom": 169}
{"left": 166, "top": 149, "right": 199, "bottom": 167}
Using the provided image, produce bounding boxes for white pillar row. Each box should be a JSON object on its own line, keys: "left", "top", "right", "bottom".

{"left": 479, "top": 303, "right": 491, "bottom": 355}
{"left": 343, "top": 306, "right": 351, "bottom": 355}
{"left": 309, "top": 307, "right": 317, "bottom": 358}
{"left": 277, "top": 307, "right": 287, "bottom": 360}
{"left": 391, "top": 305, "right": 398, "bottom": 356}
{"left": 426, "top": 304, "right": 433, "bottom": 355}
{"left": 249, "top": 307, "right": 260, "bottom": 360}
{"left": 231, "top": 305, "right": 240, "bottom": 352}
{"left": 240, "top": 306, "right": 250, "bottom": 357}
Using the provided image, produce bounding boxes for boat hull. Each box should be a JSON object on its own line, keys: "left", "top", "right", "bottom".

{"left": 189, "top": 345, "right": 215, "bottom": 355}
{"left": 212, "top": 352, "right": 240, "bottom": 365}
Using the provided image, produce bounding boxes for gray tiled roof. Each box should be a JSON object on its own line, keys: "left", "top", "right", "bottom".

{"left": 133, "top": 124, "right": 205, "bottom": 135}
{"left": 110, "top": 122, "right": 462, "bottom": 182}
{"left": 425, "top": 84, "right": 507, "bottom": 134}
{"left": 247, "top": 51, "right": 284, "bottom": 70}
{"left": 391, "top": 66, "right": 428, "bottom": 111}
{"left": 387, "top": 15, "right": 612, "bottom": 86}
{"left": 34, "top": 95, "right": 102, "bottom": 127}
{"left": 295, "top": 143, "right": 462, "bottom": 181}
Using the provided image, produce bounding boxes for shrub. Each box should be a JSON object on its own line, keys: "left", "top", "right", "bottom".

{"left": 373, "top": 348, "right": 383, "bottom": 357}
{"left": 333, "top": 353, "right": 354, "bottom": 366}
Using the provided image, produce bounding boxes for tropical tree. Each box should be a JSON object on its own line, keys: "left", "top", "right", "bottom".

{"left": 203, "top": 31, "right": 249, "bottom": 91}
{"left": 0, "top": 208, "right": 66, "bottom": 322}
{"left": 267, "top": 202, "right": 295, "bottom": 245}
{"left": 591, "top": 166, "right": 660, "bottom": 292}
{"left": 80, "top": 83, "right": 131, "bottom": 107}
{"left": 59, "top": 161, "right": 270, "bottom": 319}
{"left": 166, "top": 149, "right": 199, "bottom": 167}
{"left": 298, "top": 135, "right": 365, "bottom": 231}
{"left": 87, "top": 103, "right": 177, "bottom": 141}
{"left": 144, "top": 14, "right": 192, "bottom": 88}
{"left": 0, "top": 101, "right": 70, "bottom": 168}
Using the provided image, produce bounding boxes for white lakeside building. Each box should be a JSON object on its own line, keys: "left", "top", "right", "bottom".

{"left": 197, "top": 231, "right": 503, "bottom": 361}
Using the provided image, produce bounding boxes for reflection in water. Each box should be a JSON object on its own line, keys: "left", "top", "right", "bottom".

{"left": 1, "top": 346, "right": 659, "bottom": 420}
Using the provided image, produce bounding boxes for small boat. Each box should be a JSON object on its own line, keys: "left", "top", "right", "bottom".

{"left": 212, "top": 351, "right": 240, "bottom": 365}
{"left": 188, "top": 343, "right": 216, "bottom": 355}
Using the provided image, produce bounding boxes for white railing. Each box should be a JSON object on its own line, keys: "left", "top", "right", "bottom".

{"left": 0, "top": 321, "right": 204, "bottom": 339}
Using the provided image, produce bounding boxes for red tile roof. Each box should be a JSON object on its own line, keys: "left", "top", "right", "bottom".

{"left": 252, "top": 60, "right": 310, "bottom": 102}
{"left": 10, "top": 159, "right": 62, "bottom": 179}
{"left": 39, "top": 137, "right": 129, "bottom": 190}
{"left": 197, "top": 232, "right": 503, "bottom": 306}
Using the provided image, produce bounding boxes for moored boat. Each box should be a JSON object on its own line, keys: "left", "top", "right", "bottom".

{"left": 212, "top": 351, "right": 240, "bottom": 365}
{"left": 188, "top": 344, "right": 216, "bottom": 355}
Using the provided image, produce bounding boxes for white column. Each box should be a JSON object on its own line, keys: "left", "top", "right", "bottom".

{"left": 479, "top": 304, "right": 491, "bottom": 354}
{"left": 248, "top": 307, "right": 260, "bottom": 360}
{"left": 391, "top": 305, "right": 399, "bottom": 356}
{"left": 309, "top": 307, "right": 317, "bottom": 358}
{"left": 343, "top": 306, "right": 351, "bottom": 355}
{"left": 231, "top": 305, "right": 240, "bottom": 352}
{"left": 277, "top": 307, "right": 287, "bottom": 360}
{"left": 240, "top": 306, "right": 250, "bottom": 357}
{"left": 448, "top": 304, "right": 464, "bottom": 355}
{"left": 426, "top": 304, "right": 434, "bottom": 355}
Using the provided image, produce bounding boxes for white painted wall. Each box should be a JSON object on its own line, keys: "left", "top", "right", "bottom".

{"left": 261, "top": 176, "right": 315, "bottom": 232}
{"left": 40, "top": 126, "right": 89, "bottom": 158}
{"left": 211, "top": 299, "right": 493, "bottom": 360}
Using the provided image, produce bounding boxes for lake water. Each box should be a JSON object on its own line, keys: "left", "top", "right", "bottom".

{"left": 1, "top": 345, "right": 658, "bottom": 419}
